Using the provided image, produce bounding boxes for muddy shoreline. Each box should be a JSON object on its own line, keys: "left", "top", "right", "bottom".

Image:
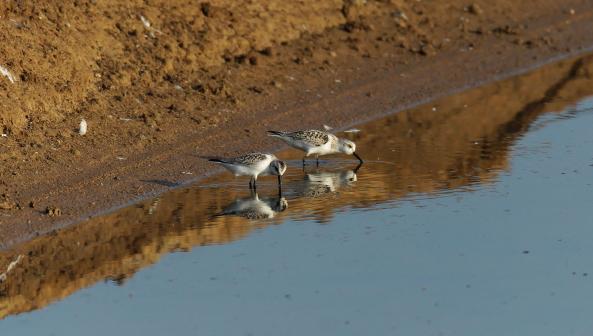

{"left": 1, "top": 1, "right": 593, "bottom": 247}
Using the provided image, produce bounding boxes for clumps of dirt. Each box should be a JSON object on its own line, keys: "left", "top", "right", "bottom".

{"left": 0, "top": 194, "right": 17, "bottom": 211}
{"left": 45, "top": 206, "right": 61, "bottom": 217}
{"left": 0, "top": 0, "right": 579, "bottom": 125}
{"left": 0, "top": 0, "right": 344, "bottom": 135}
{"left": 467, "top": 3, "right": 484, "bottom": 15}
{"left": 0, "top": 0, "right": 515, "bottom": 136}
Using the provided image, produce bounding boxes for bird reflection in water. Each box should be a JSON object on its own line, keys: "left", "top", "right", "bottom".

{"left": 212, "top": 162, "right": 362, "bottom": 219}
{"left": 212, "top": 191, "right": 288, "bottom": 220}
{"left": 295, "top": 163, "right": 361, "bottom": 198}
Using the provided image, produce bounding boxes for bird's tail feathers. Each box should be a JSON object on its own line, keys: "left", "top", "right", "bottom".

{"left": 267, "top": 130, "right": 287, "bottom": 138}
{"left": 199, "top": 155, "right": 227, "bottom": 164}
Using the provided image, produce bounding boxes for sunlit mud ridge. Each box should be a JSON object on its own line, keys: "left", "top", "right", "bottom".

{"left": 0, "top": 54, "right": 592, "bottom": 319}
{"left": 0, "top": 0, "right": 445, "bottom": 130}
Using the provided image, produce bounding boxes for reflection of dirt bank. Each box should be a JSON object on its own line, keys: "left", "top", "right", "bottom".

{"left": 351, "top": 56, "right": 593, "bottom": 201}
{"left": 1, "top": 54, "right": 593, "bottom": 319}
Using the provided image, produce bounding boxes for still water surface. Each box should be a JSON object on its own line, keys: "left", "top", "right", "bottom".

{"left": 1, "top": 56, "right": 593, "bottom": 335}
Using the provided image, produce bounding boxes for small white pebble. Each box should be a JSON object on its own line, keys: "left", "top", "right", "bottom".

{"left": 79, "top": 119, "right": 87, "bottom": 135}
{"left": 0, "top": 65, "right": 16, "bottom": 84}
{"left": 140, "top": 15, "right": 151, "bottom": 28}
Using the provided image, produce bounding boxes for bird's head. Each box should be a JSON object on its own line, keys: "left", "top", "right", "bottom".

{"left": 270, "top": 160, "right": 287, "bottom": 176}
{"left": 338, "top": 139, "right": 357, "bottom": 155}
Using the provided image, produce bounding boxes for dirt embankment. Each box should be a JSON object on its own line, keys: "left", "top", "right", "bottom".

{"left": 1, "top": 54, "right": 592, "bottom": 319}
{"left": 0, "top": 0, "right": 421, "bottom": 132}
{"left": 0, "top": 1, "right": 593, "bottom": 241}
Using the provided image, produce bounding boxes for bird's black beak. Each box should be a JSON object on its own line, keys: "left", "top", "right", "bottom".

{"left": 353, "top": 152, "right": 363, "bottom": 164}
{"left": 277, "top": 175, "right": 283, "bottom": 194}
{"left": 354, "top": 162, "right": 363, "bottom": 174}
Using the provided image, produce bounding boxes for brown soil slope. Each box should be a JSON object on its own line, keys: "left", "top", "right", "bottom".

{"left": 0, "top": 1, "right": 593, "bottom": 239}
{"left": 1, "top": 0, "right": 435, "bottom": 132}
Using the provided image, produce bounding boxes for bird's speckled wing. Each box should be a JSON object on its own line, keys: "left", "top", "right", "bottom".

{"left": 230, "top": 153, "right": 269, "bottom": 165}
{"left": 288, "top": 130, "right": 330, "bottom": 146}
{"left": 303, "top": 184, "right": 333, "bottom": 198}
{"left": 240, "top": 210, "right": 272, "bottom": 220}
{"left": 216, "top": 208, "right": 272, "bottom": 220}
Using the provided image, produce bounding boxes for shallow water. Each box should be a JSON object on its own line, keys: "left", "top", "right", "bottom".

{"left": 1, "top": 55, "right": 593, "bottom": 335}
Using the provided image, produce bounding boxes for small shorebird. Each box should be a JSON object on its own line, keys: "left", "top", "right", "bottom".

{"left": 213, "top": 192, "right": 288, "bottom": 220}
{"left": 203, "top": 153, "right": 287, "bottom": 190}
{"left": 267, "top": 129, "right": 363, "bottom": 166}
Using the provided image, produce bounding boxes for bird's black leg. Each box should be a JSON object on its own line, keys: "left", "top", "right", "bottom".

{"left": 316, "top": 155, "right": 319, "bottom": 167}
{"left": 253, "top": 178, "right": 257, "bottom": 192}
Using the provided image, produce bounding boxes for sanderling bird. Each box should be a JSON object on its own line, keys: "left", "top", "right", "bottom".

{"left": 202, "top": 152, "right": 287, "bottom": 190}
{"left": 212, "top": 192, "right": 288, "bottom": 220}
{"left": 267, "top": 129, "right": 363, "bottom": 165}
